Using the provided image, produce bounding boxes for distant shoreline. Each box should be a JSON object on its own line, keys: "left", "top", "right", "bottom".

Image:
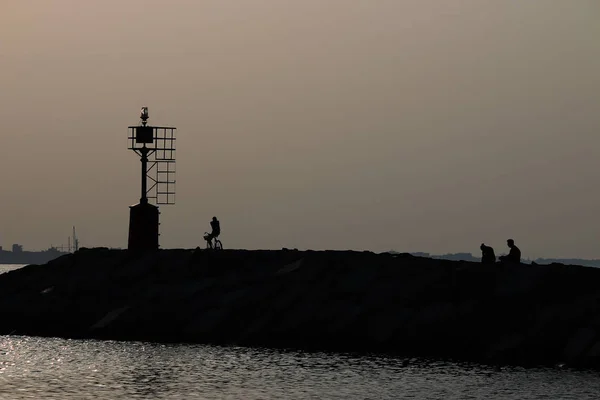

{"left": 406, "top": 252, "right": 600, "bottom": 268}
{"left": 0, "top": 249, "right": 69, "bottom": 266}
{"left": 4, "top": 250, "right": 600, "bottom": 268}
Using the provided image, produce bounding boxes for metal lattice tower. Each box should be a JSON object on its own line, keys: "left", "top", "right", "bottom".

{"left": 128, "top": 107, "right": 177, "bottom": 205}
{"left": 127, "top": 107, "right": 177, "bottom": 251}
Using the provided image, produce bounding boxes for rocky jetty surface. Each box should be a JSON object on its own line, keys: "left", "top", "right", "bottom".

{"left": 1, "top": 248, "right": 600, "bottom": 368}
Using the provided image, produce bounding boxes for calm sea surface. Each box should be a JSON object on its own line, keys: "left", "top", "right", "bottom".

{"left": 1, "top": 264, "right": 600, "bottom": 399}
{"left": 1, "top": 337, "right": 600, "bottom": 399}
{"left": 0, "top": 265, "right": 26, "bottom": 274}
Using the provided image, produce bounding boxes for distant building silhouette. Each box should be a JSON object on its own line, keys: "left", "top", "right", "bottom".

{"left": 400, "top": 249, "right": 600, "bottom": 268}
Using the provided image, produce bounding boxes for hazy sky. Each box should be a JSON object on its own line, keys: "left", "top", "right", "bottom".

{"left": 1, "top": 1, "right": 599, "bottom": 258}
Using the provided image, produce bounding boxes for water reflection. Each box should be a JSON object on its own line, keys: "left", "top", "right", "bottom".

{"left": 0, "top": 336, "right": 599, "bottom": 399}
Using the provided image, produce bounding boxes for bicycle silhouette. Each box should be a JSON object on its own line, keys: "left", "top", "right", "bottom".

{"left": 203, "top": 232, "right": 223, "bottom": 250}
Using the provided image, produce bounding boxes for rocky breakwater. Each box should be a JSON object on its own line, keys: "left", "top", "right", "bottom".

{"left": 1, "top": 248, "right": 600, "bottom": 367}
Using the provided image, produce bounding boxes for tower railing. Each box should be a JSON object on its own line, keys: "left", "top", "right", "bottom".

{"left": 127, "top": 125, "right": 177, "bottom": 205}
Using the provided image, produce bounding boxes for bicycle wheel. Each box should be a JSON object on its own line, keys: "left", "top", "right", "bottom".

{"left": 214, "top": 240, "right": 223, "bottom": 250}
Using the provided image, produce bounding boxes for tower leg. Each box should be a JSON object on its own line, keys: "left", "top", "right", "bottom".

{"left": 128, "top": 202, "right": 160, "bottom": 251}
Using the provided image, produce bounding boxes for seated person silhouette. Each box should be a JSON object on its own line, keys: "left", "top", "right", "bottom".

{"left": 204, "top": 216, "right": 221, "bottom": 248}
{"left": 480, "top": 243, "right": 496, "bottom": 265}
{"left": 499, "top": 239, "right": 521, "bottom": 263}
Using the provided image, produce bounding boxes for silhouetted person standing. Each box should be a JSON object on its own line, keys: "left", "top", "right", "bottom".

{"left": 499, "top": 239, "right": 521, "bottom": 263}
{"left": 204, "top": 216, "right": 221, "bottom": 248}
{"left": 480, "top": 243, "right": 496, "bottom": 265}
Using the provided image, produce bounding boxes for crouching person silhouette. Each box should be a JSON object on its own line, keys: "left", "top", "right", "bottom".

{"left": 480, "top": 243, "right": 496, "bottom": 265}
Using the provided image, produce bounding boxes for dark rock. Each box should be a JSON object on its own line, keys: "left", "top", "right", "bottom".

{"left": 563, "top": 328, "right": 598, "bottom": 363}
{"left": 1, "top": 248, "right": 600, "bottom": 368}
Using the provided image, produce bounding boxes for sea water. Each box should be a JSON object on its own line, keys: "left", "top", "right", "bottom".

{"left": 0, "top": 265, "right": 26, "bottom": 275}
{"left": 0, "top": 336, "right": 599, "bottom": 399}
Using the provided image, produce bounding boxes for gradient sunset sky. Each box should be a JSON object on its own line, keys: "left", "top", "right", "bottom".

{"left": 1, "top": 1, "right": 599, "bottom": 258}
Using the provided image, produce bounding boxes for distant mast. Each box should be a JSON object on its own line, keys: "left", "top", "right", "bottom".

{"left": 72, "top": 226, "right": 79, "bottom": 252}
